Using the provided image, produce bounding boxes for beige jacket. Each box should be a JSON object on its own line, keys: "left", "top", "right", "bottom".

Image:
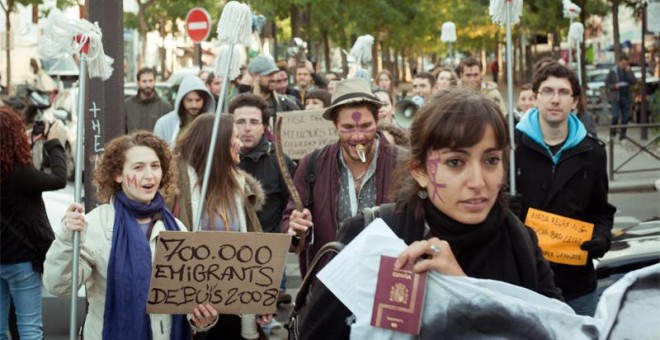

{"left": 43, "top": 203, "right": 213, "bottom": 340}
{"left": 481, "top": 81, "right": 507, "bottom": 116}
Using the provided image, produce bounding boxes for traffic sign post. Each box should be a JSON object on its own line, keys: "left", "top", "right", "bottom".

{"left": 185, "top": 7, "right": 212, "bottom": 69}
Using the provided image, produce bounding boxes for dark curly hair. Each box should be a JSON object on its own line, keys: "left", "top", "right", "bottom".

{"left": 93, "top": 131, "right": 176, "bottom": 203}
{"left": 0, "top": 107, "right": 32, "bottom": 181}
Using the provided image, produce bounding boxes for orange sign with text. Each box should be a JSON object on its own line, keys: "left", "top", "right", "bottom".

{"left": 524, "top": 208, "right": 594, "bottom": 266}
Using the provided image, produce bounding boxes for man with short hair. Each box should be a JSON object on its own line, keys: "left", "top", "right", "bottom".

{"left": 125, "top": 67, "right": 173, "bottom": 133}
{"left": 458, "top": 57, "right": 506, "bottom": 115}
{"left": 229, "top": 93, "right": 297, "bottom": 307}
{"left": 282, "top": 78, "right": 405, "bottom": 275}
{"left": 295, "top": 64, "right": 315, "bottom": 103}
{"left": 412, "top": 72, "right": 435, "bottom": 103}
{"left": 605, "top": 55, "right": 636, "bottom": 142}
{"left": 271, "top": 68, "right": 304, "bottom": 109}
{"left": 242, "top": 56, "right": 301, "bottom": 127}
{"left": 515, "top": 63, "right": 615, "bottom": 316}
{"left": 153, "top": 75, "right": 215, "bottom": 146}
{"left": 205, "top": 72, "right": 223, "bottom": 105}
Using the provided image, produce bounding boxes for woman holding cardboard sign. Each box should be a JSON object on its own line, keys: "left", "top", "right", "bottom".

{"left": 299, "top": 88, "right": 563, "bottom": 339}
{"left": 170, "top": 113, "right": 272, "bottom": 339}
{"left": 43, "top": 131, "right": 218, "bottom": 339}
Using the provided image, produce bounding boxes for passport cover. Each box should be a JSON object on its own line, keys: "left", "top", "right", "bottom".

{"left": 371, "top": 255, "right": 427, "bottom": 335}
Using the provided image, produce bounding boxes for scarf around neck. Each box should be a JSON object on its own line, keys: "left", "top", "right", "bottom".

{"left": 423, "top": 200, "right": 538, "bottom": 290}
{"left": 104, "top": 190, "right": 191, "bottom": 340}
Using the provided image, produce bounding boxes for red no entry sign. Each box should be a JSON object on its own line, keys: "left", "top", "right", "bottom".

{"left": 185, "top": 7, "right": 212, "bottom": 43}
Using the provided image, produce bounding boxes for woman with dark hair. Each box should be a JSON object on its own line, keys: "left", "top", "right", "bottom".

{"left": 299, "top": 88, "right": 562, "bottom": 339}
{"left": 0, "top": 107, "right": 67, "bottom": 338}
{"left": 44, "top": 131, "right": 218, "bottom": 339}
{"left": 171, "top": 113, "right": 270, "bottom": 339}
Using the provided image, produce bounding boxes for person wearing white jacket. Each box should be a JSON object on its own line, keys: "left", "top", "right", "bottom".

{"left": 44, "top": 131, "right": 218, "bottom": 339}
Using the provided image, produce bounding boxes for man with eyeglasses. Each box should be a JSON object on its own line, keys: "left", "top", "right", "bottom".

{"left": 228, "top": 93, "right": 296, "bottom": 312}
{"left": 514, "top": 63, "right": 615, "bottom": 317}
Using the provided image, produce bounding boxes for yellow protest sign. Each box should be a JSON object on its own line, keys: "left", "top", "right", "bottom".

{"left": 146, "top": 231, "right": 291, "bottom": 315}
{"left": 524, "top": 208, "right": 594, "bottom": 266}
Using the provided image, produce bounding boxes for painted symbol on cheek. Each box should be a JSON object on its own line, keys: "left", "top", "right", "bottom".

{"left": 427, "top": 152, "right": 447, "bottom": 202}
{"left": 127, "top": 174, "right": 138, "bottom": 188}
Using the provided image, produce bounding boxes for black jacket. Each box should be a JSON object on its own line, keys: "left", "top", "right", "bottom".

{"left": 237, "top": 137, "right": 296, "bottom": 233}
{"left": 515, "top": 130, "right": 616, "bottom": 300}
{"left": 1, "top": 139, "right": 67, "bottom": 271}
{"left": 300, "top": 202, "right": 562, "bottom": 340}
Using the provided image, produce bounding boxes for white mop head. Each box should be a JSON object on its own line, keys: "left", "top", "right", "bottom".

{"left": 568, "top": 22, "right": 584, "bottom": 45}
{"left": 38, "top": 9, "right": 114, "bottom": 80}
{"left": 489, "top": 0, "right": 523, "bottom": 26}
{"left": 563, "top": 0, "right": 582, "bottom": 19}
{"left": 350, "top": 34, "right": 374, "bottom": 67}
{"left": 217, "top": 1, "right": 252, "bottom": 46}
{"left": 214, "top": 44, "right": 242, "bottom": 81}
{"left": 441, "top": 22, "right": 457, "bottom": 43}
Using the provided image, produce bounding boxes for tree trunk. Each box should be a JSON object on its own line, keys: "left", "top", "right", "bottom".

{"left": 138, "top": 5, "right": 149, "bottom": 69}
{"left": 290, "top": 5, "right": 301, "bottom": 39}
{"left": 339, "top": 28, "right": 348, "bottom": 77}
{"left": 322, "top": 30, "right": 330, "bottom": 73}
{"left": 612, "top": 0, "right": 621, "bottom": 62}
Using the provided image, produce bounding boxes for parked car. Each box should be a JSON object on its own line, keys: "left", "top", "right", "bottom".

{"left": 595, "top": 218, "right": 660, "bottom": 296}
{"left": 586, "top": 69, "right": 609, "bottom": 99}
{"left": 123, "top": 82, "right": 176, "bottom": 106}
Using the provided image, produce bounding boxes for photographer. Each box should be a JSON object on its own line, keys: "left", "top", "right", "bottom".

{"left": 0, "top": 106, "right": 67, "bottom": 338}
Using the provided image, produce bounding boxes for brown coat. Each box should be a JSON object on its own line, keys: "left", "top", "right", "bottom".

{"left": 168, "top": 158, "right": 265, "bottom": 232}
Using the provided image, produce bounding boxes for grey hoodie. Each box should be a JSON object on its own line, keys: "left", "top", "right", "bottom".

{"left": 154, "top": 75, "right": 215, "bottom": 146}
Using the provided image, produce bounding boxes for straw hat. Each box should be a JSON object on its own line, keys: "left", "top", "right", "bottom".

{"left": 321, "top": 78, "right": 383, "bottom": 120}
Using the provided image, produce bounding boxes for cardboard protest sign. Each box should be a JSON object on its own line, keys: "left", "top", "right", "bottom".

{"left": 524, "top": 208, "right": 594, "bottom": 266}
{"left": 278, "top": 109, "right": 337, "bottom": 160}
{"left": 146, "top": 231, "right": 291, "bottom": 314}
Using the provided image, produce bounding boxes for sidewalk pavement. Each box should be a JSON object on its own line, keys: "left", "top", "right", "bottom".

{"left": 599, "top": 125, "right": 659, "bottom": 193}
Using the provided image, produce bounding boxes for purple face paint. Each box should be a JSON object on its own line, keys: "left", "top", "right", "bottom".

{"left": 351, "top": 111, "right": 362, "bottom": 124}
{"left": 427, "top": 151, "right": 447, "bottom": 202}
{"left": 127, "top": 174, "right": 138, "bottom": 188}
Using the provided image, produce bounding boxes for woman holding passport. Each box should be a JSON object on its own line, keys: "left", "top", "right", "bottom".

{"left": 44, "top": 131, "right": 218, "bottom": 339}
{"left": 300, "top": 88, "right": 563, "bottom": 339}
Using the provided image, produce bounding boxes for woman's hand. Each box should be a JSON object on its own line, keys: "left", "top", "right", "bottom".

{"left": 46, "top": 119, "right": 66, "bottom": 142}
{"left": 191, "top": 304, "right": 218, "bottom": 328}
{"left": 394, "top": 238, "right": 466, "bottom": 276}
{"left": 257, "top": 314, "right": 273, "bottom": 326}
{"left": 63, "top": 203, "right": 85, "bottom": 232}
{"left": 287, "top": 208, "right": 313, "bottom": 238}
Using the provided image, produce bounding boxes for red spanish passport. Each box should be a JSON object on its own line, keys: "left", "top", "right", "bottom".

{"left": 370, "top": 255, "right": 427, "bottom": 335}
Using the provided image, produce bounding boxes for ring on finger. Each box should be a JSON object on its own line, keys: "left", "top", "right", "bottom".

{"left": 429, "top": 243, "right": 441, "bottom": 255}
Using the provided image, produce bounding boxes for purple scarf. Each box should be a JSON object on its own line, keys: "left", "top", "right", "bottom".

{"left": 103, "top": 190, "right": 191, "bottom": 340}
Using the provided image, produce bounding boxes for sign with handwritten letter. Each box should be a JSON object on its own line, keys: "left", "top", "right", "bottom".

{"left": 279, "top": 109, "right": 338, "bottom": 160}
{"left": 524, "top": 208, "right": 594, "bottom": 266}
{"left": 147, "top": 231, "right": 291, "bottom": 314}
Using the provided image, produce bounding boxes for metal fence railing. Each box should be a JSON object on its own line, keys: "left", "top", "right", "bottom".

{"left": 608, "top": 123, "right": 660, "bottom": 181}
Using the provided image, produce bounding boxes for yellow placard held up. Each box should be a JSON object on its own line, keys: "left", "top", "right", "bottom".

{"left": 524, "top": 208, "right": 594, "bottom": 266}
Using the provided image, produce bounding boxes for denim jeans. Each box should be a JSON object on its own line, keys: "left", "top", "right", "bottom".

{"left": 566, "top": 289, "right": 598, "bottom": 317}
{"left": 0, "top": 262, "right": 43, "bottom": 340}
{"left": 610, "top": 98, "right": 631, "bottom": 140}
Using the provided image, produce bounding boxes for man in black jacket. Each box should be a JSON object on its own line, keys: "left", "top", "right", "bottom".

{"left": 228, "top": 94, "right": 296, "bottom": 310}
{"left": 515, "top": 63, "right": 616, "bottom": 316}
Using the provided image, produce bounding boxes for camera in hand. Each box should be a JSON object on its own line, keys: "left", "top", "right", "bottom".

{"left": 32, "top": 120, "right": 54, "bottom": 136}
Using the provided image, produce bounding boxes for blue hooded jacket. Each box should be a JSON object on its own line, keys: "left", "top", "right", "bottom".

{"left": 515, "top": 108, "right": 587, "bottom": 164}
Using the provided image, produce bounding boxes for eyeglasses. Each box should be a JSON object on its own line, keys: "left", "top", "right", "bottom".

{"left": 537, "top": 87, "right": 573, "bottom": 100}
{"left": 235, "top": 119, "right": 263, "bottom": 127}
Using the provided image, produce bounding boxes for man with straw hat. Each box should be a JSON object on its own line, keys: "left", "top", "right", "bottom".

{"left": 281, "top": 78, "right": 406, "bottom": 276}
